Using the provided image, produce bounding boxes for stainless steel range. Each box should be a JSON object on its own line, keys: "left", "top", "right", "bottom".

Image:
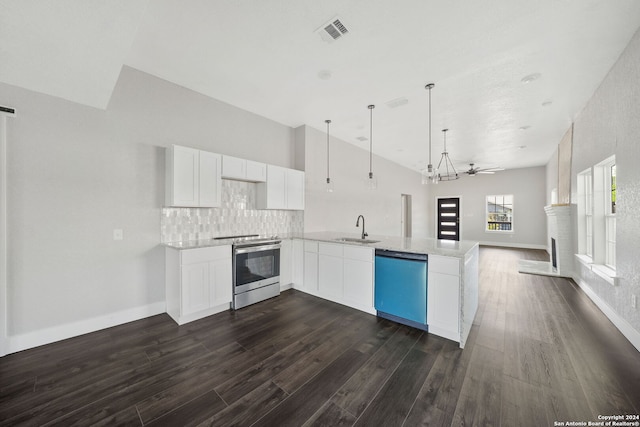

{"left": 217, "top": 235, "right": 281, "bottom": 309}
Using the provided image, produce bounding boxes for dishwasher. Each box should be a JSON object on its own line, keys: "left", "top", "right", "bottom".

{"left": 374, "top": 249, "right": 428, "bottom": 331}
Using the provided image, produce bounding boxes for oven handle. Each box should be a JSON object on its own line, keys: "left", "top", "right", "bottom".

{"left": 234, "top": 244, "right": 281, "bottom": 255}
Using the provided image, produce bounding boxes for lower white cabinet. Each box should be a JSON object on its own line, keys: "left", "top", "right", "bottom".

{"left": 166, "top": 245, "right": 232, "bottom": 325}
{"left": 302, "top": 241, "right": 374, "bottom": 314}
{"left": 303, "top": 240, "right": 319, "bottom": 293}
{"left": 427, "top": 255, "right": 461, "bottom": 342}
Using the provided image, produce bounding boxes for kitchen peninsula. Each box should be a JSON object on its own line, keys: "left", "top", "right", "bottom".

{"left": 285, "top": 232, "right": 479, "bottom": 348}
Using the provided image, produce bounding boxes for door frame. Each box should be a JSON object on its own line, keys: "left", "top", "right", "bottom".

{"left": 435, "top": 195, "right": 462, "bottom": 241}
{"left": 1, "top": 109, "right": 15, "bottom": 356}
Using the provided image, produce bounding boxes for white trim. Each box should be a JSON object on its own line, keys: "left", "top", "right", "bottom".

{"left": 591, "top": 264, "right": 618, "bottom": 286}
{"left": 0, "top": 115, "right": 8, "bottom": 356}
{"left": 572, "top": 275, "right": 640, "bottom": 353}
{"left": 478, "top": 241, "right": 547, "bottom": 250}
{"left": 6, "top": 302, "right": 166, "bottom": 355}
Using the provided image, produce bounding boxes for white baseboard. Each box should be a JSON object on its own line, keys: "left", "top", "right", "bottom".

{"left": 479, "top": 241, "right": 548, "bottom": 250}
{"left": 7, "top": 302, "right": 166, "bottom": 355}
{"left": 573, "top": 275, "right": 640, "bottom": 353}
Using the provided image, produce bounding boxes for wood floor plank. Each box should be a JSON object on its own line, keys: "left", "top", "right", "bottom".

{"left": 144, "top": 389, "right": 226, "bottom": 427}
{"left": 251, "top": 349, "right": 373, "bottom": 427}
{"left": 354, "top": 345, "right": 438, "bottom": 426}
{"left": 302, "top": 401, "right": 356, "bottom": 427}
{"left": 331, "top": 325, "right": 422, "bottom": 417}
{"left": 195, "top": 381, "right": 288, "bottom": 427}
{"left": 451, "top": 344, "right": 503, "bottom": 427}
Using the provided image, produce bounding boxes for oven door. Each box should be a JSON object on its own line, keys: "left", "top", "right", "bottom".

{"left": 233, "top": 244, "right": 280, "bottom": 294}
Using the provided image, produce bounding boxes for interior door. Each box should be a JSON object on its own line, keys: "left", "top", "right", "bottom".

{"left": 437, "top": 197, "right": 460, "bottom": 241}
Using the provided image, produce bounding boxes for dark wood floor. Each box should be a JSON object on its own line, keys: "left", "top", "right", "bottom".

{"left": 1, "top": 247, "right": 639, "bottom": 426}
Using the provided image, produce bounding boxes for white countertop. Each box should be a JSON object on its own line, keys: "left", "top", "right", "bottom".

{"left": 293, "top": 231, "right": 478, "bottom": 259}
{"left": 163, "top": 231, "right": 478, "bottom": 258}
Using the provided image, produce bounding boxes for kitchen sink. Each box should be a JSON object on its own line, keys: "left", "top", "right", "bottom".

{"left": 334, "top": 237, "right": 380, "bottom": 244}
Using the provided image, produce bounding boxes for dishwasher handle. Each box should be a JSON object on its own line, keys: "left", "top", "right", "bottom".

{"left": 375, "top": 249, "right": 427, "bottom": 262}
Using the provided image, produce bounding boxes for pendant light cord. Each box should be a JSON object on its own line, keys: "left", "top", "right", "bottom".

{"left": 368, "top": 105, "right": 375, "bottom": 177}
{"left": 325, "top": 119, "right": 331, "bottom": 181}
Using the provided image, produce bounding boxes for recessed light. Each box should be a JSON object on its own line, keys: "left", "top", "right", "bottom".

{"left": 521, "top": 73, "right": 541, "bottom": 84}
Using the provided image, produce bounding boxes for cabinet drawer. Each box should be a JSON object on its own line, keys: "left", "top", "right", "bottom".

{"left": 304, "top": 240, "right": 319, "bottom": 253}
{"left": 181, "top": 246, "right": 230, "bottom": 265}
{"left": 319, "top": 242, "right": 343, "bottom": 257}
{"left": 343, "top": 245, "right": 373, "bottom": 262}
{"left": 429, "top": 255, "right": 460, "bottom": 276}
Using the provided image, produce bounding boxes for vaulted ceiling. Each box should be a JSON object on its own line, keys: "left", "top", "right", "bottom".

{"left": 2, "top": 0, "right": 639, "bottom": 173}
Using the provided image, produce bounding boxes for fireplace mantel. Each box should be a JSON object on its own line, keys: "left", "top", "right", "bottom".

{"left": 519, "top": 204, "right": 573, "bottom": 278}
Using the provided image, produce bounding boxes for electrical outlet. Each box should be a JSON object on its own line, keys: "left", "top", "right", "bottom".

{"left": 113, "top": 229, "right": 123, "bottom": 241}
{"left": 632, "top": 294, "right": 637, "bottom": 309}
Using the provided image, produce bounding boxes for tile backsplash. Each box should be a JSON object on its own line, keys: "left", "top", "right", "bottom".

{"left": 161, "top": 180, "right": 304, "bottom": 243}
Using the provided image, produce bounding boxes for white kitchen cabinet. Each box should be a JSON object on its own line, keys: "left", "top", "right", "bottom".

{"left": 292, "top": 239, "right": 304, "bottom": 288}
{"left": 246, "top": 160, "right": 267, "bottom": 182}
{"left": 318, "top": 243, "right": 344, "bottom": 301}
{"left": 165, "top": 245, "right": 232, "bottom": 325}
{"left": 256, "top": 165, "right": 305, "bottom": 210}
{"left": 166, "top": 144, "right": 221, "bottom": 207}
{"left": 303, "top": 240, "right": 319, "bottom": 293}
{"left": 221, "top": 155, "right": 266, "bottom": 182}
{"left": 280, "top": 239, "right": 293, "bottom": 289}
{"left": 286, "top": 169, "right": 305, "bottom": 210}
{"left": 297, "top": 241, "right": 374, "bottom": 314}
{"left": 427, "top": 255, "right": 461, "bottom": 342}
{"left": 343, "top": 246, "right": 374, "bottom": 311}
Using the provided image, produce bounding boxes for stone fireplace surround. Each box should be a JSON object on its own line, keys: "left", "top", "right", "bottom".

{"left": 518, "top": 204, "right": 573, "bottom": 278}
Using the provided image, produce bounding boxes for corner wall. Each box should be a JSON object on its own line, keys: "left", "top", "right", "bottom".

{"left": 567, "top": 27, "right": 640, "bottom": 349}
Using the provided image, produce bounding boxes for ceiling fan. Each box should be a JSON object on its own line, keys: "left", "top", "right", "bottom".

{"left": 464, "top": 163, "right": 504, "bottom": 176}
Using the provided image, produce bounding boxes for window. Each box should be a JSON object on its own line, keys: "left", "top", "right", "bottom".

{"left": 486, "top": 195, "right": 513, "bottom": 232}
{"left": 604, "top": 162, "right": 616, "bottom": 268}
{"left": 576, "top": 156, "right": 616, "bottom": 283}
{"left": 577, "top": 169, "right": 593, "bottom": 258}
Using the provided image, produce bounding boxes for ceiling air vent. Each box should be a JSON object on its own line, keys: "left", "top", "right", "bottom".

{"left": 316, "top": 16, "right": 349, "bottom": 43}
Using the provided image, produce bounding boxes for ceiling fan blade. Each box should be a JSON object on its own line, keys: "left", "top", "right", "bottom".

{"left": 477, "top": 167, "right": 503, "bottom": 172}
{"left": 477, "top": 171, "right": 495, "bottom": 174}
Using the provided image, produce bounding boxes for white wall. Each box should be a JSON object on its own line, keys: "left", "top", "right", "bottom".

{"left": 427, "top": 167, "right": 548, "bottom": 248}
{"left": 566, "top": 27, "right": 640, "bottom": 342}
{"left": 299, "top": 125, "right": 430, "bottom": 238}
{"left": 0, "top": 66, "right": 295, "bottom": 351}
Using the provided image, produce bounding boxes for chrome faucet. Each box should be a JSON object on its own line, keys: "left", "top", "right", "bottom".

{"left": 356, "top": 215, "right": 368, "bottom": 239}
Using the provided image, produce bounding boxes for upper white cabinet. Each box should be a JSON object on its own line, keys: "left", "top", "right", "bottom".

{"left": 221, "top": 155, "right": 267, "bottom": 182}
{"left": 166, "top": 145, "right": 221, "bottom": 207}
{"left": 256, "top": 165, "right": 305, "bottom": 210}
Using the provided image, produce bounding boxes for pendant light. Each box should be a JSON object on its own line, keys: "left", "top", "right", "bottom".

{"left": 435, "top": 129, "right": 459, "bottom": 181}
{"left": 366, "top": 104, "right": 378, "bottom": 189}
{"left": 421, "top": 83, "right": 438, "bottom": 184}
{"left": 325, "top": 119, "right": 334, "bottom": 192}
